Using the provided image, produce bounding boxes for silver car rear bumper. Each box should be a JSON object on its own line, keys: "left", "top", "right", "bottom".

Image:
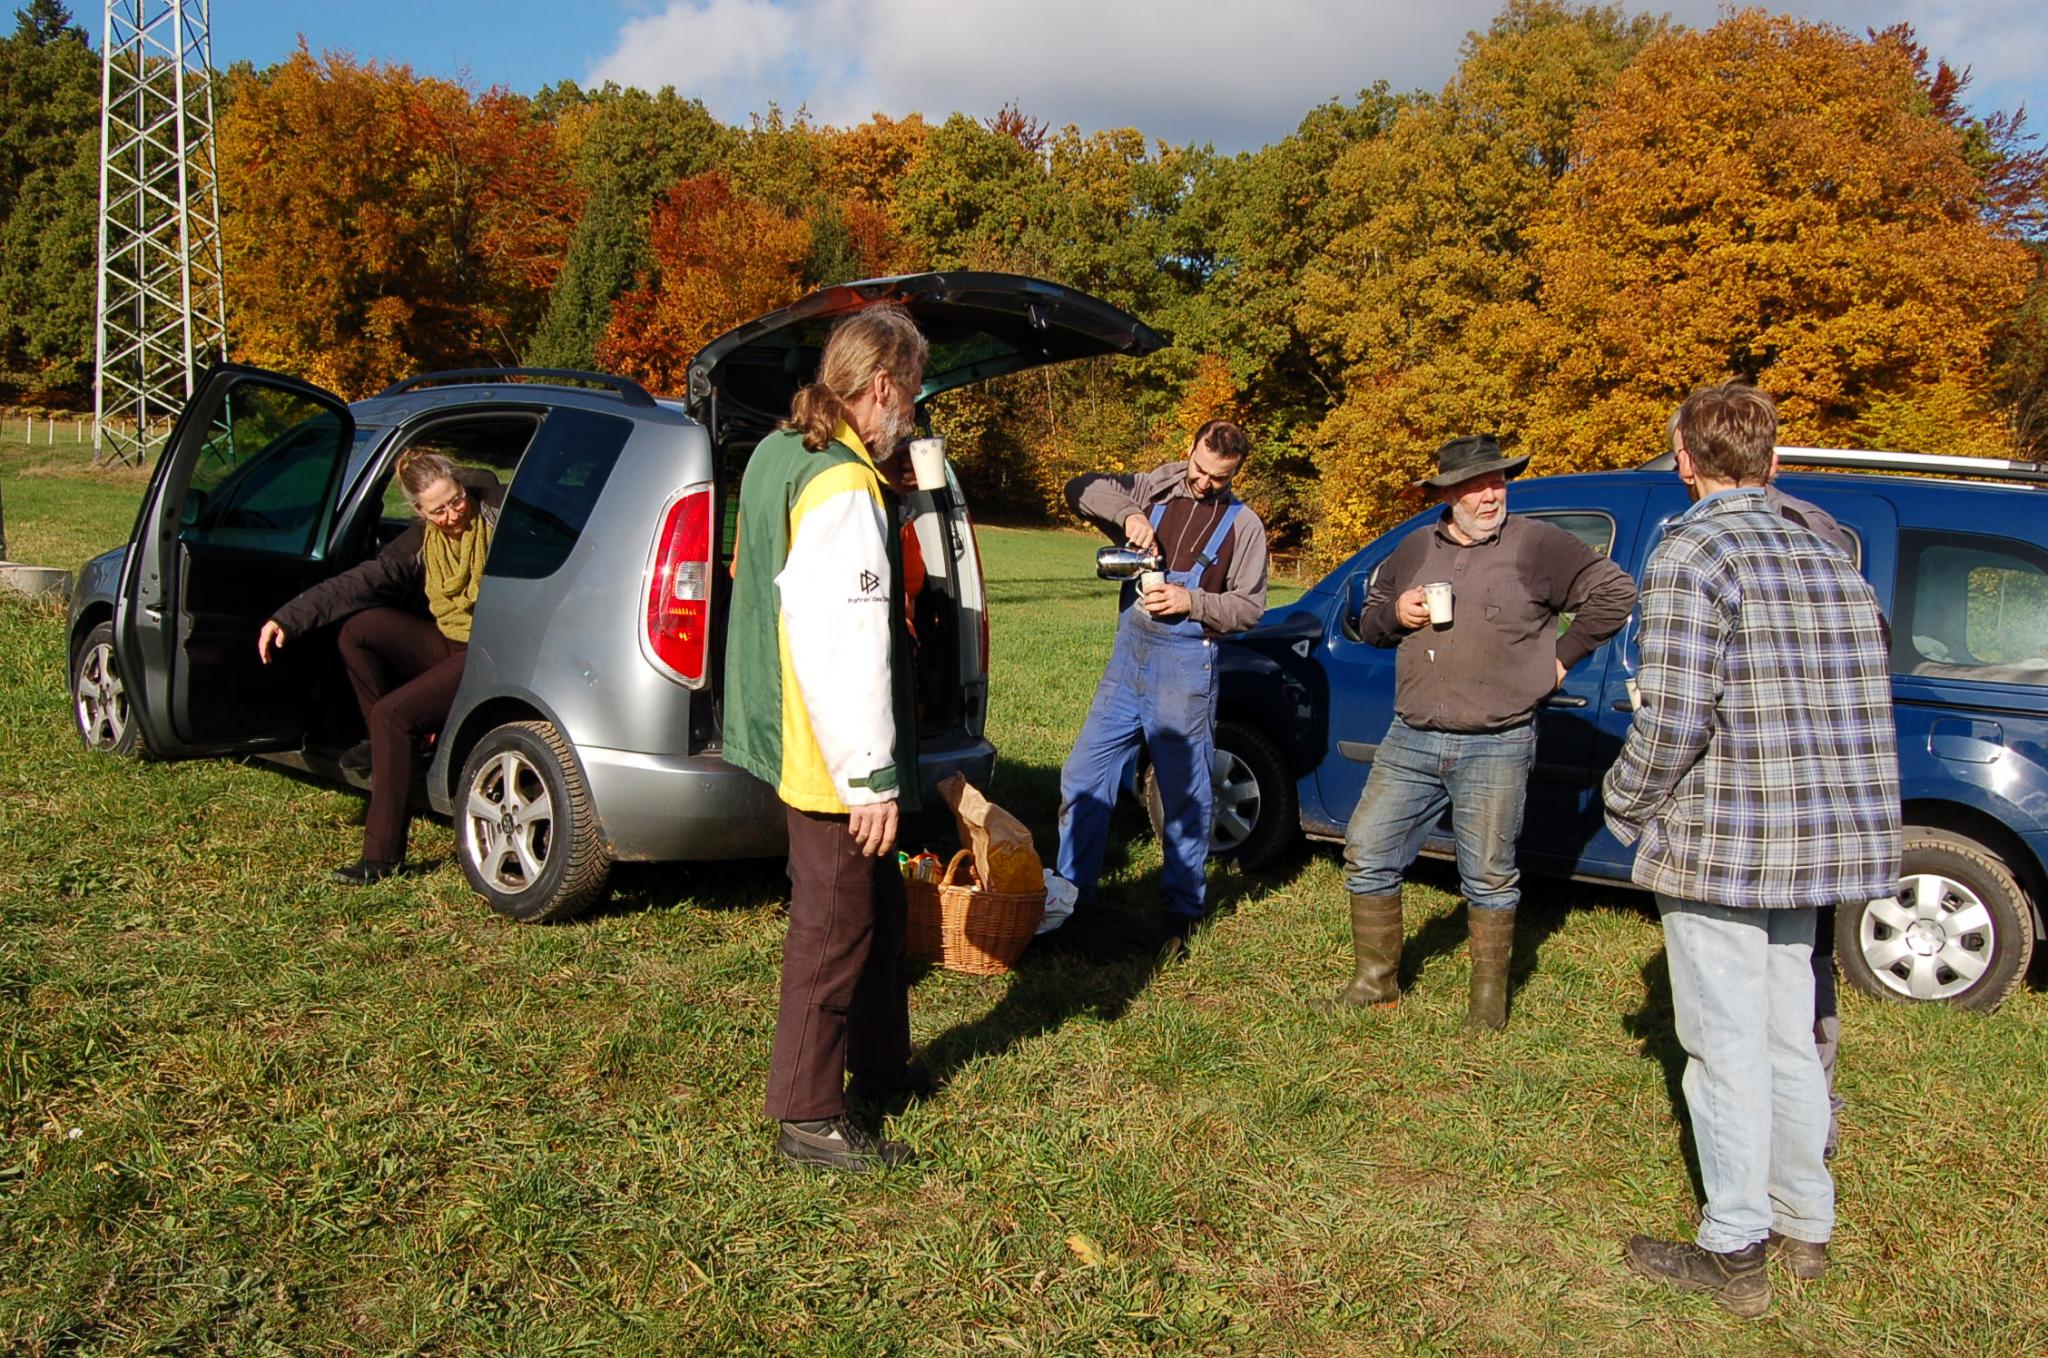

{"left": 581, "top": 740, "right": 997, "bottom": 862}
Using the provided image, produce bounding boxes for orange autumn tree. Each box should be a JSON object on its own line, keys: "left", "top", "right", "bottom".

{"left": 218, "top": 49, "right": 580, "bottom": 396}
{"left": 1522, "top": 12, "right": 2036, "bottom": 465}
{"left": 596, "top": 172, "right": 811, "bottom": 393}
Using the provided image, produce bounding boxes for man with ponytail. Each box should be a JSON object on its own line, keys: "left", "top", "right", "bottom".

{"left": 724, "top": 303, "right": 930, "bottom": 1172}
{"left": 258, "top": 447, "right": 505, "bottom": 884}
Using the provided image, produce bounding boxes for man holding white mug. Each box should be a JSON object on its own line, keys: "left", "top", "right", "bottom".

{"left": 1332, "top": 434, "right": 1635, "bottom": 1030}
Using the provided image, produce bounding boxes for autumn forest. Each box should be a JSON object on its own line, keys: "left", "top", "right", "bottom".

{"left": 2, "top": 0, "right": 2044, "bottom": 556}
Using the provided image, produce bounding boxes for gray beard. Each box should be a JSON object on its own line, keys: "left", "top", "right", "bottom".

{"left": 1451, "top": 501, "right": 1505, "bottom": 541}
{"left": 874, "top": 406, "right": 914, "bottom": 458}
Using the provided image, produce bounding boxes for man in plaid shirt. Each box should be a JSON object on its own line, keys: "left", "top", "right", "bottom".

{"left": 1603, "top": 383, "right": 1899, "bottom": 1317}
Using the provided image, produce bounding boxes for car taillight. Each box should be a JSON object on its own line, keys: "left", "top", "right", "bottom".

{"left": 644, "top": 482, "right": 713, "bottom": 685}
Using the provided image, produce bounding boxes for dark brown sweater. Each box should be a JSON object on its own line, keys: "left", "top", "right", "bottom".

{"left": 1361, "top": 510, "right": 1636, "bottom": 732}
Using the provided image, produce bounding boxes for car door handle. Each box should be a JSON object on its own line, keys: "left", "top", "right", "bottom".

{"left": 1541, "top": 695, "right": 1588, "bottom": 709}
{"left": 1611, "top": 700, "right": 1635, "bottom": 712}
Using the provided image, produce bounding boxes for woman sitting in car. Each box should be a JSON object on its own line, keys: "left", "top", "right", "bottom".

{"left": 256, "top": 449, "right": 505, "bottom": 884}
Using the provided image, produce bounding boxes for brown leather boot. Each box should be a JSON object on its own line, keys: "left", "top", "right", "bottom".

{"left": 1332, "top": 892, "right": 1402, "bottom": 1007}
{"left": 1463, "top": 906, "right": 1515, "bottom": 1032}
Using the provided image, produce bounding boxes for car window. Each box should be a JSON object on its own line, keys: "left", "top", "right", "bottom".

{"left": 1526, "top": 511, "right": 1616, "bottom": 557}
{"left": 376, "top": 415, "right": 536, "bottom": 522}
{"left": 179, "top": 385, "right": 352, "bottom": 557}
{"left": 489, "top": 408, "right": 634, "bottom": 580}
{"left": 1895, "top": 531, "right": 2048, "bottom": 686}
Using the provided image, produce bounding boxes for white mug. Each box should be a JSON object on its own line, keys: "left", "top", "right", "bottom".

{"left": 908, "top": 437, "right": 948, "bottom": 491}
{"left": 1422, "top": 581, "right": 1454, "bottom": 625}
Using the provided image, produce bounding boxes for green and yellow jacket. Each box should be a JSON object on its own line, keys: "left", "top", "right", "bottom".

{"left": 723, "top": 423, "right": 919, "bottom": 814}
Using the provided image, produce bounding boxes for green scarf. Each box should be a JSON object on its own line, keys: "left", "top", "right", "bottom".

{"left": 423, "top": 514, "right": 493, "bottom": 643}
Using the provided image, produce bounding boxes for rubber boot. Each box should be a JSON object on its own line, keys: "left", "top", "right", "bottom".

{"left": 1463, "top": 906, "right": 1515, "bottom": 1032}
{"left": 1332, "top": 892, "right": 1402, "bottom": 1007}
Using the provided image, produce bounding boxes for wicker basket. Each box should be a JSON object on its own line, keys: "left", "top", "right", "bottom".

{"left": 905, "top": 850, "right": 1045, "bottom": 975}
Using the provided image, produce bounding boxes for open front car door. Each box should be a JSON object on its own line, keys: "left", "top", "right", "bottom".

{"left": 117, "top": 364, "right": 358, "bottom": 758}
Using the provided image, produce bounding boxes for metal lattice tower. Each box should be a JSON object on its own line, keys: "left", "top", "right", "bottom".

{"left": 93, "top": 0, "right": 227, "bottom": 467}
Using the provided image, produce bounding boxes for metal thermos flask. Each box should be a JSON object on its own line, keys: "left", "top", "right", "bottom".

{"left": 1096, "top": 545, "right": 1164, "bottom": 580}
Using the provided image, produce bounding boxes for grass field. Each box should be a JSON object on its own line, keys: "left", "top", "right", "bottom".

{"left": 5, "top": 433, "right": 2048, "bottom": 1355}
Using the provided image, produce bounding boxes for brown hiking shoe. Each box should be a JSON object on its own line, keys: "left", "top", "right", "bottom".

{"left": 1624, "top": 1236, "right": 1771, "bottom": 1317}
{"left": 1768, "top": 1230, "right": 1829, "bottom": 1280}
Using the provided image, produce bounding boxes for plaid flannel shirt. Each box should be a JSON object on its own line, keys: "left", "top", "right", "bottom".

{"left": 1601, "top": 489, "right": 1900, "bottom": 909}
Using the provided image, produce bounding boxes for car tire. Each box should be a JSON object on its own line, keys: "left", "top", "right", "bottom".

{"left": 455, "top": 720, "right": 611, "bottom": 923}
{"left": 1144, "top": 718, "right": 1298, "bottom": 871}
{"left": 71, "top": 621, "right": 147, "bottom": 758}
{"left": 1836, "top": 829, "right": 2035, "bottom": 1012}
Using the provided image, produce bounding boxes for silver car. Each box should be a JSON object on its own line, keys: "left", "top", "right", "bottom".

{"left": 66, "top": 273, "right": 1166, "bottom": 920}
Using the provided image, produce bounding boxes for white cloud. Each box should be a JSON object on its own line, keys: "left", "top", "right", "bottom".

{"left": 587, "top": 0, "right": 2048, "bottom": 151}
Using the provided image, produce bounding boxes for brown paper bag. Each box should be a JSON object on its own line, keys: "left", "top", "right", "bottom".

{"left": 936, "top": 773, "right": 1043, "bottom": 895}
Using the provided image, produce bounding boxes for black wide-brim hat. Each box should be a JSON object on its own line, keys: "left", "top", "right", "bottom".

{"left": 1418, "top": 434, "right": 1530, "bottom": 488}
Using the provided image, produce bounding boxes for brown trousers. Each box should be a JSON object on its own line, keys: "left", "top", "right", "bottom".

{"left": 337, "top": 607, "right": 467, "bottom": 863}
{"left": 763, "top": 805, "right": 912, "bottom": 1122}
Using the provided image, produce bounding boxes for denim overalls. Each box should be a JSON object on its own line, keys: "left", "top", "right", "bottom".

{"left": 1056, "top": 501, "right": 1241, "bottom": 919}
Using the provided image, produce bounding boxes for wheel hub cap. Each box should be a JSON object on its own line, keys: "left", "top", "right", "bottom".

{"left": 1861, "top": 873, "right": 1997, "bottom": 1001}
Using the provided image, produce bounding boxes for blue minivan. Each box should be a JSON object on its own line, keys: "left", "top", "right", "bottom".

{"left": 1181, "top": 448, "right": 2048, "bottom": 1011}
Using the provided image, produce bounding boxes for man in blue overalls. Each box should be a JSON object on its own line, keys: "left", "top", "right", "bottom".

{"left": 1047, "top": 421, "right": 1270, "bottom": 952}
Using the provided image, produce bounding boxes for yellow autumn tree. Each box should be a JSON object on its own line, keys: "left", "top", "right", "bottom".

{"left": 1522, "top": 11, "right": 2035, "bottom": 465}
{"left": 1300, "top": 1, "right": 1659, "bottom": 554}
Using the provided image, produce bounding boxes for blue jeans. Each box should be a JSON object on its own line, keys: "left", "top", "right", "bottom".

{"left": 1057, "top": 608, "right": 1217, "bottom": 917}
{"left": 1657, "top": 896, "right": 1834, "bottom": 1251}
{"left": 1342, "top": 717, "right": 1536, "bottom": 910}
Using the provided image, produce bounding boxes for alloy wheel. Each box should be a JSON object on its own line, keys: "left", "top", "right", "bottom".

{"left": 75, "top": 642, "right": 129, "bottom": 751}
{"left": 463, "top": 748, "right": 556, "bottom": 895}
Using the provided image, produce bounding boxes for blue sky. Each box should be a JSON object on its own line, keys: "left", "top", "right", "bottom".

{"left": 184, "top": 0, "right": 2048, "bottom": 156}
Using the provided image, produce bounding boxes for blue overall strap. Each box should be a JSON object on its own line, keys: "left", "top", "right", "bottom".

{"left": 1193, "top": 501, "right": 1242, "bottom": 571}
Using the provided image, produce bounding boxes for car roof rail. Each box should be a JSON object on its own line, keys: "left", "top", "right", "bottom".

{"left": 1638, "top": 445, "right": 2048, "bottom": 486}
{"left": 376, "top": 368, "right": 657, "bottom": 408}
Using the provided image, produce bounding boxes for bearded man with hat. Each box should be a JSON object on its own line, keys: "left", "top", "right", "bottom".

{"left": 1331, "top": 434, "right": 1636, "bottom": 1029}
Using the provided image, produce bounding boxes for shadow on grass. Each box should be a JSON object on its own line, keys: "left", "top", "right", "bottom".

{"left": 594, "top": 857, "right": 795, "bottom": 919}
{"left": 1385, "top": 857, "right": 1579, "bottom": 1021}
{"left": 1622, "top": 938, "right": 1708, "bottom": 1210}
{"left": 911, "top": 863, "right": 1274, "bottom": 1103}
{"left": 906, "top": 755, "right": 1266, "bottom": 1103}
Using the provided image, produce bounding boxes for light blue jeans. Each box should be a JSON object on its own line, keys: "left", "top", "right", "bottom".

{"left": 1342, "top": 717, "right": 1536, "bottom": 909}
{"left": 1657, "top": 895, "right": 1834, "bottom": 1251}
